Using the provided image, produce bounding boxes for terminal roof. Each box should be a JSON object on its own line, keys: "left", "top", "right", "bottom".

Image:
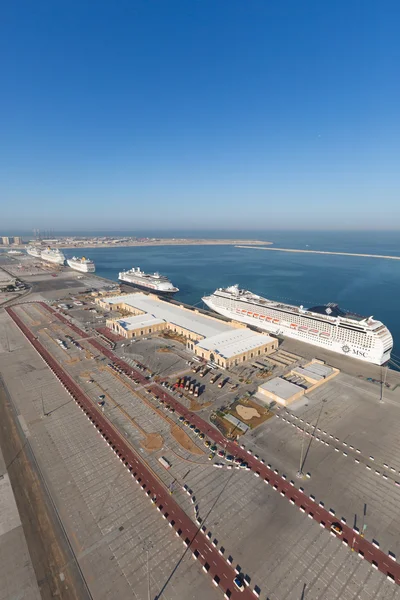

{"left": 117, "top": 314, "right": 165, "bottom": 331}
{"left": 106, "top": 293, "right": 233, "bottom": 338}
{"left": 196, "top": 328, "right": 275, "bottom": 359}
{"left": 260, "top": 377, "right": 303, "bottom": 400}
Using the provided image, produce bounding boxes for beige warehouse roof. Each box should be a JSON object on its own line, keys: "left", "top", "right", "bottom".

{"left": 196, "top": 328, "right": 275, "bottom": 359}
{"left": 259, "top": 377, "right": 304, "bottom": 400}
{"left": 104, "top": 293, "right": 233, "bottom": 338}
{"left": 116, "top": 313, "right": 165, "bottom": 331}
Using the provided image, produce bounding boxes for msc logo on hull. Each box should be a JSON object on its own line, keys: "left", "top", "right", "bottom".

{"left": 342, "top": 345, "right": 367, "bottom": 359}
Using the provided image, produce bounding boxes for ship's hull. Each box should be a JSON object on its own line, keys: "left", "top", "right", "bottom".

{"left": 26, "top": 249, "right": 42, "bottom": 259}
{"left": 41, "top": 254, "right": 65, "bottom": 265}
{"left": 67, "top": 259, "right": 95, "bottom": 273}
{"left": 119, "top": 278, "right": 177, "bottom": 294}
{"left": 203, "top": 297, "right": 390, "bottom": 366}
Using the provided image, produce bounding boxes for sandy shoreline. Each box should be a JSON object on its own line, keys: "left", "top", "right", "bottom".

{"left": 3, "top": 239, "right": 271, "bottom": 252}
{"left": 54, "top": 239, "right": 270, "bottom": 250}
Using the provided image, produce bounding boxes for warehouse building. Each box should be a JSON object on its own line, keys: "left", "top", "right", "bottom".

{"left": 258, "top": 378, "right": 305, "bottom": 407}
{"left": 192, "top": 328, "right": 278, "bottom": 368}
{"left": 99, "top": 292, "right": 277, "bottom": 367}
{"left": 258, "top": 360, "right": 339, "bottom": 407}
{"left": 110, "top": 314, "right": 166, "bottom": 338}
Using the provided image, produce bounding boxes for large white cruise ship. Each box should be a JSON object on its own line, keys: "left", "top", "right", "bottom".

{"left": 26, "top": 245, "right": 42, "bottom": 259}
{"left": 119, "top": 267, "right": 179, "bottom": 294}
{"left": 67, "top": 256, "right": 95, "bottom": 273}
{"left": 203, "top": 285, "right": 393, "bottom": 365}
{"left": 40, "top": 247, "right": 66, "bottom": 265}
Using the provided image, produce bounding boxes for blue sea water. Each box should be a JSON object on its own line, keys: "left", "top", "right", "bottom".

{"left": 62, "top": 231, "right": 400, "bottom": 362}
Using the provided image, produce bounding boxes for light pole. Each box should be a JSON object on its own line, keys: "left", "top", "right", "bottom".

{"left": 297, "top": 425, "right": 305, "bottom": 478}
{"left": 41, "top": 387, "right": 48, "bottom": 417}
{"left": 380, "top": 365, "right": 388, "bottom": 404}
{"left": 146, "top": 549, "right": 150, "bottom": 600}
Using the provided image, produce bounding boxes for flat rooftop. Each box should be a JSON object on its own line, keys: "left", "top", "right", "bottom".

{"left": 117, "top": 314, "right": 165, "bottom": 331}
{"left": 293, "top": 366, "right": 323, "bottom": 381}
{"left": 303, "top": 362, "right": 334, "bottom": 378}
{"left": 196, "top": 328, "right": 275, "bottom": 359}
{"left": 259, "top": 377, "right": 304, "bottom": 400}
{"left": 104, "top": 293, "right": 234, "bottom": 339}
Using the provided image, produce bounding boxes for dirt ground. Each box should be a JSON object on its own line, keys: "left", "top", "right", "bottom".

{"left": 170, "top": 425, "right": 204, "bottom": 455}
{"left": 232, "top": 399, "right": 273, "bottom": 428}
{"left": 141, "top": 432, "right": 164, "bottom": 452}
{"left": 236, "top": 405, "right": 261, "bottom": 420}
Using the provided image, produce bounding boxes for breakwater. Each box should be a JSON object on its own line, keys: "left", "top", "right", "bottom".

{"left": 236, "top": 246, "right": 400, "bottom": 261}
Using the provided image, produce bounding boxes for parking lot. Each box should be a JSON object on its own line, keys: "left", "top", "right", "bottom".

{"left": 244, "top": 372, "right": 400, "bottom": 559}
{"left": 0, "top": 307, "right": 222, "bottom": 600}
{"left": 4, "top": 301, "right": 400, "bottom": 599}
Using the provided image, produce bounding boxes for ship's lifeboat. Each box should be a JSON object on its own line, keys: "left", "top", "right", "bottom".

{"left": 320, "top": 332, "right": 330, "bottom": 337}
{"left": 299, "top": 326, "right": 308, "bottom": 331}
{"left": 247, "top": 312, "right": 253, "bottom": 316}
{"left": 241, "top": 310, "right": 247, "bottom": 314}
{"left": 273, "top": 319, "right": 280, "bottom": 324}
{"left": 253, "top": 313, "right": 259, "bottom": 318}
{"left": 266, "top": 316, "right": 272, "bottom": 322}
{"left": 259, "top": 315, "right": 266, "bottom": 320}
{"left": 309, "top": 329, "right": 319, "bottom": 335}
{"left": 290, "top": 323, "right": 297, "bottom": 329}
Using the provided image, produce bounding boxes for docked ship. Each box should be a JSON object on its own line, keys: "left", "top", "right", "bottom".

{"left": 40, "top": 247, "right": 66, "bottom": 265}
{"left": 118, "top": 267, "right": 179, "bottom": 294}
{"left": 67, "top": 256, "right": 96, "bottom": 273}
{"left": 26, "top": 245, "right": 42, "bottom": 259}
{"left": 202, "top": 285, "right": 393, "bottom": 365}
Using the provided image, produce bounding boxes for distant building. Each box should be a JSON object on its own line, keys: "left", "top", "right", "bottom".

{"left": 13, "top": 236, "right": 22, "bottom": 245}
{"left": 0, "top": 268, "right": 16, "bottom": 289}
{"left": 1, "top": 236, "right": 11, "bottom": 245}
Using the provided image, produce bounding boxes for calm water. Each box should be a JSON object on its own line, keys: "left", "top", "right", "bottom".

{"left": 63, "top": 231, "right": 400, "bottom": 362}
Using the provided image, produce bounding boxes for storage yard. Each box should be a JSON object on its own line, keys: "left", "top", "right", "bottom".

{"left": 1, "top": 273, "right": 400, "bottom": 600}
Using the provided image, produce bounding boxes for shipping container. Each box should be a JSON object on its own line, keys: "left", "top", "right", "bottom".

{"left": 158, "top": 456, "right": 171, "bottom": 470}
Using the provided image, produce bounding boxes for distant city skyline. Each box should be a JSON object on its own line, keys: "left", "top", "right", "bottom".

{"left": 1, "top": 1, "right": 399, "bottom": 230}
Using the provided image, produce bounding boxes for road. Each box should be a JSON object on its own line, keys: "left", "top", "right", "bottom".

{"left": 7, "top": 304, "right": 256, "bottom": 599}
{"left": 30, "top": 302, "right": 400, "bottom": 586}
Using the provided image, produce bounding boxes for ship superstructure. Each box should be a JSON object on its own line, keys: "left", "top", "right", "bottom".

{"left": 118, "top": 267, "right": 179, "bottom": 294}
{"left": 202, "top": 285, "right": 392, "bottom": 365}
{"left": 26, "top": 245, "right": 42, "bottom": 259}
{"left": 40, "top": 247, "right": 66, "bottom": 265}
{"left": 67, "top": 256, "right": 95, "bottom": 273}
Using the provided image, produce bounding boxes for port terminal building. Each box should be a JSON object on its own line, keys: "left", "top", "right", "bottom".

{"left": 97, "top": 292, "right": 278, "bottom": 368}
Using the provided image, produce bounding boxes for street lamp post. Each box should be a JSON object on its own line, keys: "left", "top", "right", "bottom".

{"left": 297, "top": 426, "right": 305, "bottom": 477}
{"left": 380, "top": 365, "right": 388, "bottom": 404}
{"left": 146, "top": 549, "right": 150, "bottom": 600}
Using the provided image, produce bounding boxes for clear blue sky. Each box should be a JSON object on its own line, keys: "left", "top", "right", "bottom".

{"left": 1, "top": 0, "right": 399, "bottom": 231}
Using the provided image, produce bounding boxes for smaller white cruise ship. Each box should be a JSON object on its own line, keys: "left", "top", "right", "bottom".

{"left": 119, "top": 267, "right": 179, "bottom": 294}
{"left": 40, "top": 247, "right": 66, "bottom": 265}
{"left": 67, "top": 256, "right": 96, "bottom": 273}
{"left": 26, "top": 245, "right": 42, "bottom": 259}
